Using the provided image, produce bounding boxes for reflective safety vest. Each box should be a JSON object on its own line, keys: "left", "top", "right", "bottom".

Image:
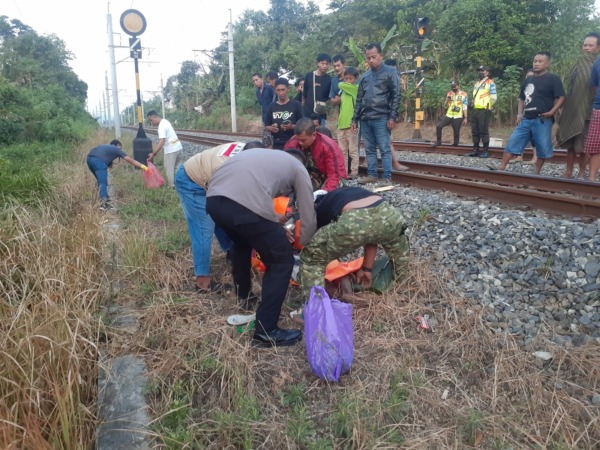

{"left": 445, "top": 90, "right": 468, "bottom": 118}
{"left": 472, "top": 78, "right": 497, "bottom": 109}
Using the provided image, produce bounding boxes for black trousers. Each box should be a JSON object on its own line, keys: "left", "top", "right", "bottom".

{"left": 471, "top": 108, "right": 491, "bottom": 146}
{"left": 206, "top": 196, "right": 294, "bottom": 333}
{"left": 436, "top": 116, "right": 462, "bottom": 145}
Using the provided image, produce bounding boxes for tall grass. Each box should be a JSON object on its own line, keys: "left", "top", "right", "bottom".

{"left": 0, "top": 131, "right": 110, "bottom": 449}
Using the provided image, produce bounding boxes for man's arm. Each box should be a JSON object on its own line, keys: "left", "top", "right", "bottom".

{"left": 294, "top": 167, "right": 317, "bottom": 245}
{"left": 541, "top": 96, "right": 566, "bottom": 119}
{"left": 516, "top": 99, "right": 525, "bottom": 124}
{"left": 148, "top": 138, "right": 165, "bottom": 161}
{"left": 321, "top": 143, "right": 344, "bottom": 191}
{"left": 123, "top": 155, "right": 148, "bottom": 171}
{"left": 355, "top": 244, "right": 378, "bottom": 288}
{"left": 351, "top": 76, "right": 366, "bottom": 132}
{"left": 388, "top": 69, "right": 401, "bottom": 123}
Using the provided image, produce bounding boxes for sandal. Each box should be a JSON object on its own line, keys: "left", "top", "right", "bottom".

{"left": 195, "top": 281, "right": 230, "bottom": 294}
{"left": 227, "top": 313, "right": 256, "bottom": 326}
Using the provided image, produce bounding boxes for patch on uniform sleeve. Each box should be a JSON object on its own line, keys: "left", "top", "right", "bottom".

{"left": 218, "top": 142, "right": 245, "bottom": 157}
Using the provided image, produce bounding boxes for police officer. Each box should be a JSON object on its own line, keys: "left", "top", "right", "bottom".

{"left": 467, "top": 65, "right": 497, "bottom": 158}
{"left": 433, "top": 80, "right": 468, "bottom": 147}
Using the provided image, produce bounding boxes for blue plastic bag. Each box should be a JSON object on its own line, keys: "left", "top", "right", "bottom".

{"left": 304, "top": 286, "right": 354, "bottom": 381}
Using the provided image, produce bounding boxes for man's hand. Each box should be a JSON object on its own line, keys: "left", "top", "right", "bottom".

{"left": 516, "top": 114, "right": 523, "bottom": 125}
{"left": 463, "top": 118, "right": 468, "bottom": 126}
{"left": 267, "top": 124, "right": 279, "bottom": 133}
{"left": 351, "top": 123, "right": 358, "bottom": 134}
{"left": 540, "top": 111, "right": 554, "bottom": 119}
{"left": 387, "top": 120, "right": 397, "bottom": 131}
{"left": 284, "top": 228, "right": 295, "bottom": 244}
{"left": 276, "top": 213, "right": 287, "bottom": 224}
{"left": 354, "top": 269, "right": 372, "bottom": 288}
{"left": 147, "top": 153, "right": 155, "bottom": 162}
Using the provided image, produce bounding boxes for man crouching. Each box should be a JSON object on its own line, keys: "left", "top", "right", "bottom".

{"left": 300, "top": 186, "right": 409, "bottom": 296}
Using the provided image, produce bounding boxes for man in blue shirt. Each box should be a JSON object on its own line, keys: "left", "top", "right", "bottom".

{"left": 253, "top": 73, "right": 275, "bottom": 148}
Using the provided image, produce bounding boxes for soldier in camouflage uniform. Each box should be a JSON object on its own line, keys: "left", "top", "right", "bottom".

{"left": 300, "top": 186, "right": 409, "bottom": 295}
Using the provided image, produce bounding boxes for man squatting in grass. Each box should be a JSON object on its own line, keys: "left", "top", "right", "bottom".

{"left": 207, "top": 148, "right": 317, "bottom": 348}
{"left": 86, "top": 139, "right": 149, "bottom": 209}
{"left": 498, "top": 52, "right": 565, "bottom": 174}
{"left": 300, "top": 186, "right": 410, "bottom": 296}
{"left": 175, "top": 141, "right": 264, "bottom": 294}
{"left": 147, "top": 110, "right": 183, "bottom": 187}
{"left": 284, "top": 117, "right": 348, "bottom": 192}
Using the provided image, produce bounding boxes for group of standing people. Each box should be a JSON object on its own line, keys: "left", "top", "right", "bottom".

{"left": 254, "top": 44, "right": 409, "bottom": 185}
{"left": 432, "top": 33, "right": 600, "bottom": 181}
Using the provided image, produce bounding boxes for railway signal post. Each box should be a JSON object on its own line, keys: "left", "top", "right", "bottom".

{"left": 412, "top": 17, "right": 428, "bottom": 140}
{"left": 120, "top": 9, "right": 152, "bottom": 163}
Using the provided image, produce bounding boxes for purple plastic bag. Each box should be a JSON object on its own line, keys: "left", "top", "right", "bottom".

{"left": 304, "top": 286, "right": 354, "bottom": 381}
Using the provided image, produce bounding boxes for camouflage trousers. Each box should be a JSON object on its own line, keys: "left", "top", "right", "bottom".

{"left": 300, "top": 201, "right": 410, "bottom": 296}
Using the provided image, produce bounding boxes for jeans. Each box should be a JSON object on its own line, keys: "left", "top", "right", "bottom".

{"left": 505, "top": 118, "right": 554, "bottom": 159}
{"left": 207, "top": 196, "right": 294, "bottom": 333}
{"left": 175, "top": 166, "right": 232, "bottom": 277}
{"left": 87, "top": 155, "right": 109, "bottom": 201}
{"left": 360, "top": 118, "right": 392, "bottom": 179}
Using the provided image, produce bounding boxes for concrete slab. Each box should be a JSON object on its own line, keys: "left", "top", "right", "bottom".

{"left": 97, "top": 354, "right": 151, "bottom": 450}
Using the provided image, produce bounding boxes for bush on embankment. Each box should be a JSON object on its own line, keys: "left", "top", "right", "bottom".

{"left": 0, "top": 131, "right": 111, "bottom": 449}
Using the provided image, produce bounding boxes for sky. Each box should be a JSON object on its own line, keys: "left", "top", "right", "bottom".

{"left": 4, "top": 0, "right": 280, "bottom": 118}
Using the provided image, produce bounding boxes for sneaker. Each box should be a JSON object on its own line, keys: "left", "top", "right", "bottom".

{"left": 378, "top": 178, "right": 392, "bottom": 186}
{"left": 479, "top": 151, "right": 489, "bottom": 158}
{"left": 357, "top": 175, "right": 378, "bottom": 185}
{"left": 464, "top": 151, "right": 479, "bottom": 157}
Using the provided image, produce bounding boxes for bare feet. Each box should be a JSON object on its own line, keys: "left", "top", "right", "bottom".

{"left": 393, "top": 161, "right": 409, "bottom": 171}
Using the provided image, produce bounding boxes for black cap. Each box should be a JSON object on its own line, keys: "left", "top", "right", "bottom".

{"left": 477, "top": 65, "right": 489, "bottom": 71}
{"left": 450, "top": 80, "right": 458, "bottom": 86}
{"left": 274, "top": 77, "right": 289, "bottom": 87}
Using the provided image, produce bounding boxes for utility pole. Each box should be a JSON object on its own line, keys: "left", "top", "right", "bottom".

{"left": 104, "top": 71, "right": 112, "bottom": 125}
{"left": 228, "top": 9, "right": 237, "bottom": 132}
{"left": 107, "top": 6, "right": 121, "bottom": 138}
{"left": 160, "top": 74, "right": 166, "bottom": 118}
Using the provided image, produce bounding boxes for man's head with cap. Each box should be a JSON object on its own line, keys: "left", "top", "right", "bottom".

{"left": 476, "top": 65, "right": 490, "bottom": 79}
{"left": 450, "top": 80, "right": 459, "bottom": 91}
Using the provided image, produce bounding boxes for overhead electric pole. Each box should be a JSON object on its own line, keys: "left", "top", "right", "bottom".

{"left": 107, "top": 6, "right": 122, "bottom": 138}
{"left": 228, "top": 9, "right": 237, "bottom": 132}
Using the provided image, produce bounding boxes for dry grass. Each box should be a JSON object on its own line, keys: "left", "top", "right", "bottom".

{"left": 102, "top": 135, "right": 600, "bottom": 449}
{"left": 114, "top": 243, "right": 600, "bottom": 448}
{"left": 0, "top": 131, "right": 113, "bottom": 449}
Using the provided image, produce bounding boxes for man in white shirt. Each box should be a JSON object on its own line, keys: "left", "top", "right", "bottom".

{"left": 147, "top": 110, "right": 183, "bottom": 187}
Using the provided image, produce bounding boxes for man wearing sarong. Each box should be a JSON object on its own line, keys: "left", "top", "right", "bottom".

{"left": 556, "top": 33, "right": 600, "bottom": 179}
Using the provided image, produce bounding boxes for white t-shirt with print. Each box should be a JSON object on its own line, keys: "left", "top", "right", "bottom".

{"left": 158, "top": 118, "right": 183, "bottom": 154}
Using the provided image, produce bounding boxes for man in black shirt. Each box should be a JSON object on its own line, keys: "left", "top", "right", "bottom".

{"left": 498, "top": 52, "right": 565, "bottom": 174}
{"left": 303, "top": 53, "right": 332, "bottom": 127}
{"left": 299, "top": 186, "right": 410, "bottom": 296}
{"left": 265, "top": 78, "right": 304, "bottom": 149}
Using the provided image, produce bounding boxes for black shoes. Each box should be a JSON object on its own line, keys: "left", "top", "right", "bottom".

{"left": 252, "top": 327, "right": 302, "bottom": 348}
{"left": 431, "top": 142, "right": 441, "bottom": 148}
{"left": 479, "top": 151, "right": 489, "bottom": 158}
{"left": 465, "top": 151, "right": 480, "bottom": 157}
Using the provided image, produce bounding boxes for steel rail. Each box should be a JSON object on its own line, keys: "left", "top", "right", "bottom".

{"left": 136, "top": 127, "right": 599, "bottom": 217}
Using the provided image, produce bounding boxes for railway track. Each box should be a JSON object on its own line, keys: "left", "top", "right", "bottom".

{"left": 175, "top": 128, "right": 567, "bottom": 162}
{"left": 131, "top": 127, "right": 600, "bottom": 218}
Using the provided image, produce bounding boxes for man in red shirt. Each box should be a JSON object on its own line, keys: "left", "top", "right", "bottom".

{"left": 284, "top": 118, "right": 348, "bottom": 191}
